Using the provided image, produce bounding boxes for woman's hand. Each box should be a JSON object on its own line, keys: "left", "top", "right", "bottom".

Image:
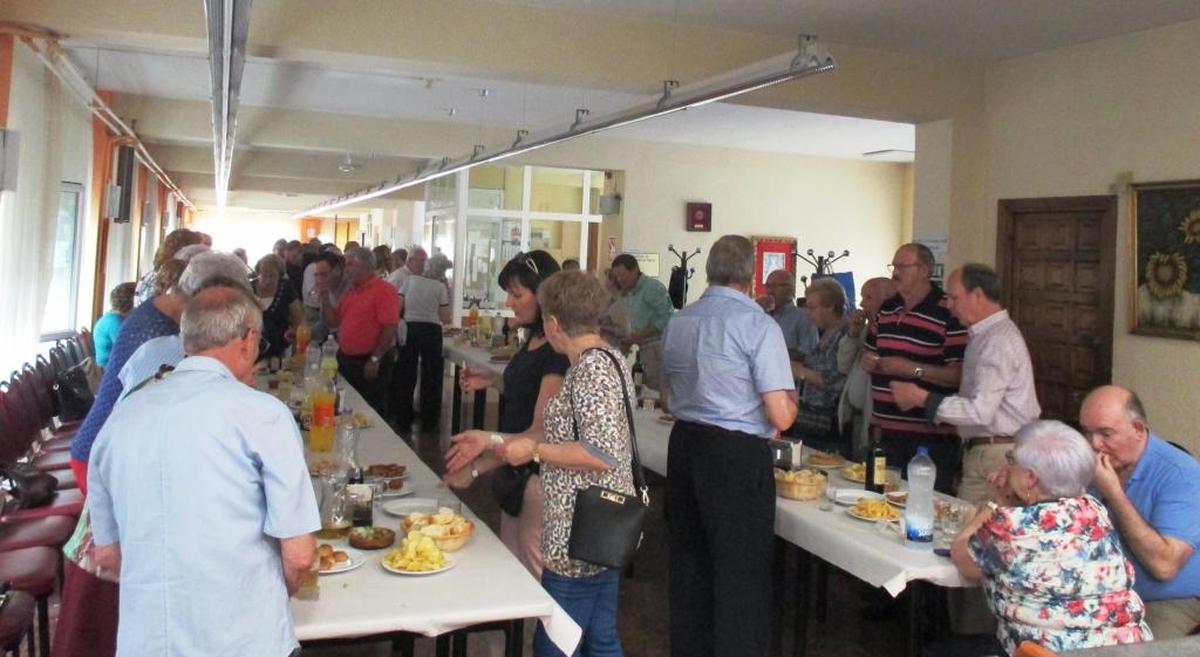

{"left": 498, "top": 438, "right": 537, "bottom": 466}
{"left": 459, "top": 364, "right": 495, "bottom": 392}
{"left": 445, "top": 431, "right": 490, "bottom": 472}
{"left": 442, "top": 466, "right": 476, "bottom": 490}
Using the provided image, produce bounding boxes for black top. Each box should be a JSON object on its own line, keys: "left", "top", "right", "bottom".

{"left": 499, "top": 339, "right": 570, "bottom": 433}
{"left": 257, "top": 282, "right": 298, "bottom": 359}
{"left": 285, "top": 264, "right": 305, "bottom": 299}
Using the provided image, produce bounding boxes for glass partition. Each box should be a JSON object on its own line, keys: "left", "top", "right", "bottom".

{"left": 530, "top": 219, "right": 583, "bottom": 267}
{"left": 468, "top": 166, "right": 524, "bottom": 211}
{"left": 463, "top": 215, "right": 522, "bottom": 309}
{"left": 530, "top": 168, "right": 584, "bottom": 214}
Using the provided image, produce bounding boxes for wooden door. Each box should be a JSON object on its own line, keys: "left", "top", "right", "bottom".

{"left": 997, "top": 196, "right": 1117, "bottom": 424}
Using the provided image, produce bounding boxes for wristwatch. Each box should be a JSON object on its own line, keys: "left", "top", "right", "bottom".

{"left": 489, "top": 433, "right": 505, "bottom": 447}
{"left": 912, "top": 366, "right": 925, "bottom": 380}
{"left": 369, "top": 354, "right": 381, "bottom": 364}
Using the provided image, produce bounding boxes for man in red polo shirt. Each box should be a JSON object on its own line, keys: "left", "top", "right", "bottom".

{"left": 318, "top": 246, "right": 398, "bottom": 413}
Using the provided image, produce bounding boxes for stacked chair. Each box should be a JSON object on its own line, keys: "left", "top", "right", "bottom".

{"left": 0, "top": 331, "right": 95, "bottom": 656}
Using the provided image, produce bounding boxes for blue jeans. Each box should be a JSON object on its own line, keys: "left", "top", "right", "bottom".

{"left": 534, "top": 567, "right": 623, "bottom": 657}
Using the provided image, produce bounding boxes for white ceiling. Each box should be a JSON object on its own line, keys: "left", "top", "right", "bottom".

{"left": 491, "top": 0, "right": 1200, "bottom": 61}
{"left": 65, "top": 46, "right": 915, "bottom": 162}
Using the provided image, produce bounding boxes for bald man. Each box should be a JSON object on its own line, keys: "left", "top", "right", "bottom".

{"left": 763, "top": 269, "right": 818, "bottom": 359}
{"left": 1081, "top": 386, "right": 1200, "bottom": 639}
{"left": 836, "top": 277, "right": 894, "bottom": 459}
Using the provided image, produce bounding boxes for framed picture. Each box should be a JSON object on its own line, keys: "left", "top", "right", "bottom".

{"left": 1130, "top": 179, "right": 1200, "bottom": 340}
{"left": 685, "top": 202, "right": 712, "bottom": 232}
{"left": 751, "top": 235, "right": 797, "bottom": 297}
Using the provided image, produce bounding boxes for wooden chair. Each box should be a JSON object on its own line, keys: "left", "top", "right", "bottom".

{"left": 1013, "top": 641, "right": 1061, "bottom": 657}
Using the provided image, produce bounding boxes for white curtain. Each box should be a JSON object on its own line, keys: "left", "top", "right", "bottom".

{"left": 0, "top": 48, "right": 66, "bottom": 374}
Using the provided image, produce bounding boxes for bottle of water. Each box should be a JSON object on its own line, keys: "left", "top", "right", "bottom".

{"left": 320, "top": 334, "right": 339, "bottom": 381}
{"left": 305, "top": 341, "right": 321, "bottom": 373}
{"left": 904, "top": 446, "right": 936, "bottom": 550}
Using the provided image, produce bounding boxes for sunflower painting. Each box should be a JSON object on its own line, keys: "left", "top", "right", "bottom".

{"left": 1131, "top": 180, "right": 1200, "bottom": 340}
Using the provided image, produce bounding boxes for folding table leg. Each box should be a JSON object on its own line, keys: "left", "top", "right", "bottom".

{"left": 451, "top": 364, "right": 463, "bottom": 435}
{"left": 435, "top": 634, "right": 452, "bottom": 657}
{"left": 451, "top": 630, "right": 467, "bottom": 657}
{"left": 472, "top": 389, "right": 486, "bottom": 429}
{"left": 794, "top": 547, "right": 810, "bottom": 657}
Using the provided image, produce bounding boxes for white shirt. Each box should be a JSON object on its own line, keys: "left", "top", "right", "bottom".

{"left": 88, "top": 356, "right": 320, "bottom": 657}
{"left": 932, "top": 309, "right": 1041, "bottom": 438}
{"left": 301, "top": 262, "right": 318, "bottom": 308}
{"left": 385, "top": 267, "right": 409, "bottom": 292}
{"left": 399, "top": 275, "right": 449, "bottom": 325}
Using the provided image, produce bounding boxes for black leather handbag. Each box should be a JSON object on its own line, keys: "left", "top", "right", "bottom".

{"left": 566, "top": 348, "right": 649, "bottom": 569}
{"left": 0, "top": 464, "right": 58, "bottom": 510}
{"left": 52, "top": 363, "right": 94, "bottom": 422}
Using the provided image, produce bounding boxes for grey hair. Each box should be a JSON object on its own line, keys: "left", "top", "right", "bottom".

{"left": 174, "top": 244, "right": 211, "bottom": 263}
{"left": 426, "top": 253, "right": 453, "bottom": 279}
{"left": 177, "top": 252, "right": 253, "bottom": 297}
{"left": 706, "top": 235, "right": 755, "bottom": 286}
{"left": 344, "top": 246, "right": 375, "bottom": 270}
{"left": 901, "top": 242, "right": 936, "bottom": 273}
{"left": 806, "top": 278, "right": 846, "bottom": 317}
{"left": 1013, "top": 420, "right": 1096, "bottom": 498}
{"left": 960, "top": 263, "right": 1003, "bottom": 302}
{"left": 180, "top": 286, "right": 263, "bottom": 355}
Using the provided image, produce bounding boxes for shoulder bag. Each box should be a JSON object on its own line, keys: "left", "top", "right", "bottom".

{"left": 566, "top": 348, "right": 649, "bottom": 569}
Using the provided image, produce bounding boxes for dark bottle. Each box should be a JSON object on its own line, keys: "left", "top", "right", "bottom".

{"left": 346, "top": 467, "right": 373, "bottom": 527}
{"left": 865, "top": 439, "right": 887, "bottom": 494}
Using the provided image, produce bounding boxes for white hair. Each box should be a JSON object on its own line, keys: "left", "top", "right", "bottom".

{"left": 177, "top": 252, "right": 253, "bottom": 297}
{"left": 1013, "top": 420, "right": 1096, "bottom": 498}
{"left": 426, "top": 253, "right": 453, "bottom": 279}
{"left": 344, "top": 246, "right": 375, "bottom": 270}
{"left": 181, "top": 287, "right": 263, "bottom": 355}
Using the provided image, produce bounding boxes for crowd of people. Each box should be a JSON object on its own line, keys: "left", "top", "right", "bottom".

{"left": 71, "top": 226, "right": 1200, "bottom": 657}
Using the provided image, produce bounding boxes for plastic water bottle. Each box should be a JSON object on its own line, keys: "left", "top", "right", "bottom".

{"left": 305, "top": 341, "right": 321, "bottom": 371}
{"left": 904, "top": 447, "right": 936, "bottom": 550}
{"left": 320, "top": 334, "right": 339, "bottom": 380}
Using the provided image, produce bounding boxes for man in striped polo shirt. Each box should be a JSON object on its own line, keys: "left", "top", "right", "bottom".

{"left": 860, "top": 242, "right": 967, "bottom": 492}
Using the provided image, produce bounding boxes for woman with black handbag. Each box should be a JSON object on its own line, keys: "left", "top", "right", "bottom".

{"left": 444, "top": 250, "right": 567, "bottom": 579}
{"left": 467, "top": 270, "right": 639, "bottom": 657}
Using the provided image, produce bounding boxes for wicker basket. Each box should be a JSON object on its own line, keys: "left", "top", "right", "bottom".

{"left": 431, "top": 522, "right": 475, "bottom": 552}
{"left": 773, "top": 468, "right": 828, "bottom": 501}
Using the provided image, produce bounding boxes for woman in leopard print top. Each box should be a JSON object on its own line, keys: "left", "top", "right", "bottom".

{"left": 479, "top": 270, "right": 636, "bottom": 657}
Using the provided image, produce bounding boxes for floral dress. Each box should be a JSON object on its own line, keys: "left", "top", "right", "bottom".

{"left": 539, "top": 346, "right": 636, "bottom": 578}
{"left": 968, "top": 494, "right": 1152, "bottom": 654}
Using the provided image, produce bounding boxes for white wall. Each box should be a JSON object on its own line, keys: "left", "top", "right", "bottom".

{"left": 520, "top": 135, "right": 911, "bottom": 304}
{"left": 981, "top": 18, "right": 1200, "bottom": 450}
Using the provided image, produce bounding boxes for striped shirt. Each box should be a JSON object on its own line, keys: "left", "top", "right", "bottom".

{"left": 865, "top": 288, "right": 967, "bottom": 436}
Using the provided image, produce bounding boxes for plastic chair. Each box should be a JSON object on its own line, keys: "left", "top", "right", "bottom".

{"left": 1013, "top": 641, "right": 1060, "bottom": 657}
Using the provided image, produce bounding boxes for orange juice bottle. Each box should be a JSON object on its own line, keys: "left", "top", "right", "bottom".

{"left": 310, "top": 385, "right": 336, "bottom": 452}
{"left": 296, "top": 321, "right": 312, "bottom": 355}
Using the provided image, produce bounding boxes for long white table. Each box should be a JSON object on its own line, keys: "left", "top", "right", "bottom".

{"left": 633, "top": 408, "right": 973, "bottom": 597}
{"left": 287, "top": 379, "right": 581, "bottom": 654}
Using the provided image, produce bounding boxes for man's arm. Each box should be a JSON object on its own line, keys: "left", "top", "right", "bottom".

{"left": 874, "top": 356, "right": 961, "bottom": 388}
{"left": 762, "top": 389, "right": 798, "bottom": 431}
{"left": 280, "top": 534, "right": 316, "bottom": 596}
{"left": 1093, "top": 454, "right": 1196, "bottom": 581}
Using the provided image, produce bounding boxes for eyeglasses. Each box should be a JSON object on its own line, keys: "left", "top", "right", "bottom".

{"left": 886, "top": 263, "right": 921, "bottom": 273}
{"left": 513, "top": 252, "right": 540, "bottom": 276}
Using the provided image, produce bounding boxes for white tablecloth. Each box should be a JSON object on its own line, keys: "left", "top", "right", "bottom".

{"left": 288, "top": 380, "right": 581, "bottom": 653}
{"left": 633, "top": 409, "right": 974, "bottom": 597}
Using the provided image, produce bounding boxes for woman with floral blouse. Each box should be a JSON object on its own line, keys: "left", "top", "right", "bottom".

{"left": 790, "top": 277, "right": 849, "bottom": 452}
{"left": 463, "top": 270, "right": 636, "bottom": 657}
{"left": 943, "top": 420, "right": 1151, "bottom": 656}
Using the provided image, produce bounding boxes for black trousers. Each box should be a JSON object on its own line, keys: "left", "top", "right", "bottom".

{"left": 879, "top": 430, "right": 961, "bottom": 495}
{"left": 393, "top": 322, "right": 444, "bottom": 430}
{"left": 338, "top": 350, "right": 395, "bottom": 417}
{"left": 667, "top": 420, "right": 776, "bottom": 657}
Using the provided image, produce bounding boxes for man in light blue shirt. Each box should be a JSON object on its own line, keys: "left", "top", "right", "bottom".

{"left": 1081, "top": 385, "right": 1200, "bottom": 639}
{"left": 89, "top": 286, "right": 319, "bottom": 657}
{"left": 661, "top": 235, "right": 797, "bottom": 657}
{"left": 117, "top": 334, "right": 184, "bottom": 400}
{"left": 762, "top": 269, "right": 818, "bottom": 358}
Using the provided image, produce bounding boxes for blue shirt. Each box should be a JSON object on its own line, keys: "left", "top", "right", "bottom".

{"left": 1120, "top": 435, "right": 1200, "bottom": 601}
{"left": 771, "top": 301, "right": 818, "bottom": 355}
{"left": 661, "top": 286, "right": 795, "bottom": 437}
{"left": 92, "top": 312, "right": 124, "bottom": 367}
{"left": 117, "top": 335, "right": 185, "bottom": 401}
{"left": 88, "top": 356, "right": 320, "bottom": 657}
{"left": 71, "top": 300, "right": 179, "bottom": 463}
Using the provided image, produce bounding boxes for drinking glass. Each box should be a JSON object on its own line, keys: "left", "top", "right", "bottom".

{"left": 820, "top": 485, "right": 837, "bottom": 512}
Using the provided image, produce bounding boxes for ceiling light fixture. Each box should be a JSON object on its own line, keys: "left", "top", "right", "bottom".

{"left": 290, "top": 34, "right": 835, "bottom": 219}
{"left": 862, "top": 149, "right": 915, "bottom": 160}
{"left": 203, "top": 0, "right": 252, "bottom": 210}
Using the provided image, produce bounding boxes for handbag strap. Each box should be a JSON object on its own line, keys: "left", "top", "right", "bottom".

{"left": 570, "top": 347, "right": 648, "bottom": 505}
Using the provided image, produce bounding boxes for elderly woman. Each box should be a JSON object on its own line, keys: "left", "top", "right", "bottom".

{"left": 789, "top": 277, "right": 850, "bottom": 453}
{"left": 133, "top": 228, "right": 204, "bottom": 306}
{"left": 485, "top": 270, "right": 635, "bottom": 657}
{"left": 445, "top": 250, "right": 566, "bottom": 578}
{"left": 253, "top": 254, "right": 304, "bottom": 360}
{"left": 942, "top": 420, "right": 1151, "bottom": 656}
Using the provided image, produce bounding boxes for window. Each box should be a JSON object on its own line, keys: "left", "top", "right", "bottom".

{"left": 41, "top": 182, "right": 84, "bottom": 339}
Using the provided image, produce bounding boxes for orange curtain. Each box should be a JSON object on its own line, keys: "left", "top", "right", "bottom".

{"left": 89, "top": 91, "right": 118, "bottom": 322}
{"left": 0, "top": 34, "right": 13, "bottom": 127}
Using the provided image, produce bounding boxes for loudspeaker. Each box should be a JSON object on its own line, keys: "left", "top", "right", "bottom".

{"left": 112, "top": 145, "right": 135, "bottom": 223}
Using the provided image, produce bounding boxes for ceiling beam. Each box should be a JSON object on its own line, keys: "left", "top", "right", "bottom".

{"left": 203, "top": 0, "right": 251, "bottom": 208}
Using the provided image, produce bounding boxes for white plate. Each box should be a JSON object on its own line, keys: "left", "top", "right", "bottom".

{"left": 885, "top": 491, "right": 908, "bottom": 508}
{"left": 804, "top": 453, "right": 848, "bottom": 470}
{"left": 839, "top": 466, "right": 867, "bottom": 483}
{"left": 376, "top": 487, "right": 415, "bottom": 500}
{"left": 381, "top": 498, "right": 439, "bottom": 517}
{"left": 381, "top": 555, "right": 456, "bottom": 576}
{"left": 318, "top": 547, "right": 366, "bottom": 575}
{"left": 846, "top": 507, "right": 900, "bottom": 523}
{"left": 835, "top": 490, "right": 882, "bottom": 506}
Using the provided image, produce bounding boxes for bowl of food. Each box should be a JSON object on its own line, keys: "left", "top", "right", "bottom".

{"left": 773, "top": 467, "right": 827, "bottom": 501}
{"left": 404, "top": 508, "right": 475, "bottom": 551}
{"left": 348, "top": 526, "right": 396, "bottom": 550}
